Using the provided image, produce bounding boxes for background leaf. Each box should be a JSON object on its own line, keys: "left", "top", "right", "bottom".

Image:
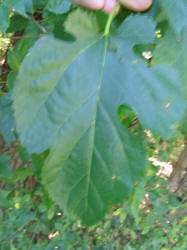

{"left": 0, "top": 93, "right": 16, "bottom": 145}
{"left": 4, "top": 0, "right": 33, "bottom": 17}
{"left": 0, "top": 4, "right": 10, "bottom": 33}
{"left": 7, "top": 23, "right": 40, "bottom": 71}
{"left": 158, "top": 0, "right": 187, "bottom": 35}
{"left": 46, "top": 0, "right": 71, "bottom": 14}
{"left": 0, "top": 154, "right": 14, "bottom": 179}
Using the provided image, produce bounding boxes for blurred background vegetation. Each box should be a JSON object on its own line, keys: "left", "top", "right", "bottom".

{"left": 0, "top": 115, "right": 186, "bottom": 249}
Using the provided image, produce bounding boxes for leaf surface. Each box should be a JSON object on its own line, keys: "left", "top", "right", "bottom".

{"left": 111, "top": 15, "right": 185, "bottom": 138}
{"left": 0, "top": 154, "right": 14, "bottom": 179}
{"left": 0, "top": 4, "right": 10, "bottom": 33}
{"left": 46, "top": 0, "right": 71, "bottom": 14}
{"left": 8, "top": 23, "right": 40, "bottom": 71}
{"left": 14, "top": 10, "right": 102, "bottom": 153}
{"left": 13, "top": 10, "right": 185, "bottom": 224}
{"left": 158, "top": 0, "right": 187, "bottom": 35}
{"left": 153, "top": 29, "right": 187, "bottom": 100}
{"left": 4, "top": 0, "right": 33, "bottom": 17}
{"left": 0, "top": 94, "right": 16, "bottom": 145}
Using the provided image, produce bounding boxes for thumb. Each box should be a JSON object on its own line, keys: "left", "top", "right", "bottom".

{"left": 120, "top": 0, "right": 152, "bottom": 11}
{"left": 71, "top": 0, "right": 104, "bottom": 9}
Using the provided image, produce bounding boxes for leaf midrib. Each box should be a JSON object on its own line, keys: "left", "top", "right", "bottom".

{"left": 84, "top": 36, "right": 108, "bottom": 214}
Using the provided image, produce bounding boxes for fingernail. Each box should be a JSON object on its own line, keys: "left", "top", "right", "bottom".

{"left": 121, "top": 0, "right": 152, "bottom": 11}
{"left": 73, "top": 0, "right": 104, "bottom": 10}
{"left": 134, "top": 0, "right": 152, "bottom": 10}
{"left": 103, "top": 0, "right": 120, "bottom": 14}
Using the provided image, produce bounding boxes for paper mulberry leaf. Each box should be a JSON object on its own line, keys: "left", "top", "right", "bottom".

{"left": 13, "top": 9, "right": 185, "bottom": 225}
{"left": 41, "top": 40, "right": 147, "bottom": 225}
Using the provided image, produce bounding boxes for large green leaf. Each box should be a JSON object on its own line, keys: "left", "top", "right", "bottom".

{"left": 13, "top": 10, "right": 185, "bottom": 225}
{"left": 158, "top": 0, "right": 187, "bottom": 35}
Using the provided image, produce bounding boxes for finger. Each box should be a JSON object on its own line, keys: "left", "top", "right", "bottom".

{"left": 71, "top": 0, "right": 104, "bottom": 10}
{"left": 120, "top": 0, "right": 152, "bottom": 11}
{"left": 103, "top": 0, "right": 118, "bottom": 14}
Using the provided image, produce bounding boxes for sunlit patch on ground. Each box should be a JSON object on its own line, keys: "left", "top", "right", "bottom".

{"left": 149, "top": 157, "right": 173, "bottom": 178}
{"left": 48, "top": 231, "right": 59, "bottom": 239}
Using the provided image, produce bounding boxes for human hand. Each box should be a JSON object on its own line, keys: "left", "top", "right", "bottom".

{"left": 70, "top": 0, "right": 152, "bottom": 13}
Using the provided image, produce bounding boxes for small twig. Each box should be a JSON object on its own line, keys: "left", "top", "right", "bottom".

{"left": 128, "top": 118, "right": 139, "bottom": 130}
{"left": 27, "top": 15, "right": 47, "bottom": 34}
{"left": 7, "top": 6, "right": 47, "bottom": 34}
{"left": 0, "top": 35, "right": 43, "bottom": 40}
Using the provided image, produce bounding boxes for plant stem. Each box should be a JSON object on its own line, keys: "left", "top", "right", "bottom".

{"left": 7, "top": 6, "right": 47, "bottom": 34}
{"left": 104, "top": 1, "right": 120, "bottom": 36}
{"left": 28, "top": 15, "right": 47, "bottom": 34}
{"left": 1, "top": 35, "right": 43, "bottom": 40}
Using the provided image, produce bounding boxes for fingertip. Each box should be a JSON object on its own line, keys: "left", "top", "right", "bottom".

{"left": 103, "top": 0, "right": 118, "bottom": 14}
{"left": 72, "top": 0, "right": 105, "bottom": 10}
{"left": 121, "top": 0, "right": 152, "bottom": 12}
